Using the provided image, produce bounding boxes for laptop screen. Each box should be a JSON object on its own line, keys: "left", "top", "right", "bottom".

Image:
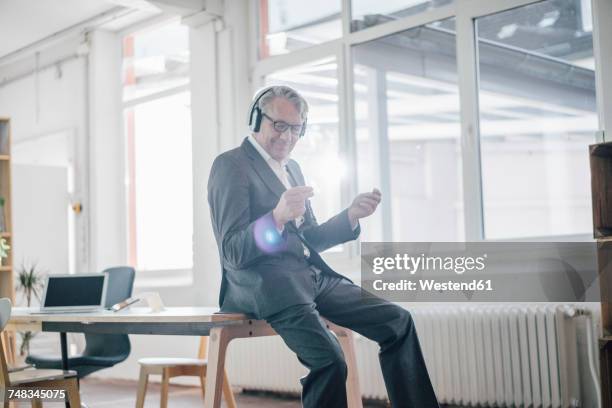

{"left": 44, "top": 275, "right": 106, "bottom": 307}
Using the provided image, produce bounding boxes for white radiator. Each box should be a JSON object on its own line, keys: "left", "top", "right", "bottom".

{"left": 224, "top": 304, "right": 600, "bottom": 407}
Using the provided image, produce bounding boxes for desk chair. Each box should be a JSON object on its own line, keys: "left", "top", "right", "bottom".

{"left": 136, "top": 336, "right": 236, "bottom": 408}
{"left": 26, "top": 267, "right": 135, "bottom": 378}
{"left": 1, "top": 298, "right": 81, "bottom": 408}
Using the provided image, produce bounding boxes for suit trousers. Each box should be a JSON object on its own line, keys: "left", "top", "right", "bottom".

{"left": 263, "top": 266, "right": 440, "bottom": 408}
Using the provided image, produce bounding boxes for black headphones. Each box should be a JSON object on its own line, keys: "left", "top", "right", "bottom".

{"left": 247, "top": 86, "right": 307, "bottom": 138}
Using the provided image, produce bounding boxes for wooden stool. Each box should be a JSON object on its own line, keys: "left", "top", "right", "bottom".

{"left": 135, "top": 336, "right": 236, "bottom": 408}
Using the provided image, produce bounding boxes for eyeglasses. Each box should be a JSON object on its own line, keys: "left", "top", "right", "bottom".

{"left": 262, "top": 113, "right": 304, "bottom": 136}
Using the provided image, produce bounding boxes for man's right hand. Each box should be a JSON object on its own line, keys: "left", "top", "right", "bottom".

{"left": 273, "top": 186, "right": 314, "bottom": 229}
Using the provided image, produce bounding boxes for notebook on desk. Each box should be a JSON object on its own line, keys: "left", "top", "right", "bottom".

{"left": 32, "top": 274, "right": 108, "bottom": 314}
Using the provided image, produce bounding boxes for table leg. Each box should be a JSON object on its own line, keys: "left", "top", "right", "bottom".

{"left": 203, "top": 321, "right": 276, "bottom": 408}
{"left": 330, "top": 325, "right": 363, "bottom": 408}
{"left": 59, "top": 332, "right": 70, "bottom": 408}
{"left": 203, "top": 327, "right": 229, "bottom": 408}
{"left": 60, "top": 332, "right": 68, "bottom": 371}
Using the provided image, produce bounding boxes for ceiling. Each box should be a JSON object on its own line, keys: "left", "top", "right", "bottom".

{"left": 0, "top": 0, "right": 186, "bottom": 59}
{"left": 0, "top": 0, "right": 119, "bottom": 58}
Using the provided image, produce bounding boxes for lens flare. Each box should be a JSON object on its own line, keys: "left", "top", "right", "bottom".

{"left": 254, "top": 214, "right": 286, "bottom": 253}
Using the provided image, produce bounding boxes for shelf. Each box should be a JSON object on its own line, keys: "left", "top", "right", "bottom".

{"left": 590, "top": 142, "right": 612, "bottom": 238}
{"left": 0, "top": 117, "right": 14, "bottom": 360}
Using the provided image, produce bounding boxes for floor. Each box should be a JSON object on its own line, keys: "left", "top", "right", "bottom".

{"left": 12, "top": 378, "right": 391, "bottom": 407}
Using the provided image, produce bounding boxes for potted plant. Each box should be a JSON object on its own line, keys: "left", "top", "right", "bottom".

{"left": 15, "top": 261, "right": 45, "bottom": 357}
{"left": 0, "top": 237, "right": 9, "bottom": 266}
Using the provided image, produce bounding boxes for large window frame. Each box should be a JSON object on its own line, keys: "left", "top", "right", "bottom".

{"left": 251, "top": 0, "right": 612, "bottom": 248}
{"left": 120, "top": 17, "right": 194, "bottom": 282}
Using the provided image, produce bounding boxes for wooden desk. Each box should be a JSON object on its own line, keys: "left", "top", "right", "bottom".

{"left": 7, "top": 307, "right": 363, "bottom": 408}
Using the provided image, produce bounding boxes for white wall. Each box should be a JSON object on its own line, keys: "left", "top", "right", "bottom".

{"left": 12, "top": 164, "right": 69, "bottom": 281}
{"left": 0, "top": 54, "right": 89, "bottom": 275}
{"left": 0, "top": 57, "right": 86, "bottom": 141}
{"left": 0, "top": 56, "right": 93, "bottom": 282}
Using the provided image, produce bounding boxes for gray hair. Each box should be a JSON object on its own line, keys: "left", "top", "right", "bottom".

{"left": 258, "top": 85, "right": 309, "bottom": 121}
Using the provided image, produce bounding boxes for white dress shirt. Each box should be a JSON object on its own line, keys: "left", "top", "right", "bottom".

{"left": 247, "top": 135, "right": 359, "bottom": 238}
{"left": 248, "top": 135, "right": 305, "bottom": 228}
{"left": 248, "top": 135, "right": 292, "bottom": 188}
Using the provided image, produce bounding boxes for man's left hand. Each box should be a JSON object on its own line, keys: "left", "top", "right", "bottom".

{"left": 348, "top": 188, "right": 382, "bottom": 227}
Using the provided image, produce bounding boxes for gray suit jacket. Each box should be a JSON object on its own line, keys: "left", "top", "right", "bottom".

{"left": 207, "top": 138, "right": 360, "bottom": 318}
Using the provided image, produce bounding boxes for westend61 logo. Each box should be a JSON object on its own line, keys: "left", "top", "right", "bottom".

{"left": 371, "top": 253, "right": 487, "bottom": 275}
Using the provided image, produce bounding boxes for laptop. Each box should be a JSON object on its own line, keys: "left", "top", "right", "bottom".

{"left": 35, "top": 273, "right": 109, "bottom": 314}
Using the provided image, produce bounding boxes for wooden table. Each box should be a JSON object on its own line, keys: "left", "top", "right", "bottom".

{"left": 7, "top": 307, "right": 363, "bottom": 408}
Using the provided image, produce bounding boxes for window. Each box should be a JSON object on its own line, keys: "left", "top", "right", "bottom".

{"left": 122, "top": 20, "right": 189, "bottom": 102}
{"left": 258, "top": 0, "right": 342, "bottom": 57}
{"left": 476, "top": 0, "right": 597, "bottom": 239}
{"left": 123, "top": 21, "right": 193, "bottom": 271}
{"left": 353, "top": 19, "right": 464, "bottom": 242}
{"left": 351, "top": 0, "right": 453, "bottom": 32}
{"left": 264, "top": 58, "right": 344, "bottom": 234}
{"left": 254, "top": 0, "right": 608, "bottom": 244}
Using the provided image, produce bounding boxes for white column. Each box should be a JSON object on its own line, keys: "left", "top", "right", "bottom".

{"left": 188, "top": 17, "right": 223, "bottom": 307}
{"left": 187, "top": 0, "right": 253, "bottom": 307}
{"left": 365, "top": 67, "right": 392, "bottom": 241}
{"left": 221, "top": 0, "right": 254, "bottom": 147}
{"left": 87, "top": 30, "right": 126, "bottom": 271}
{"left": 456, "top": 13, "right": 484, "bottom": 241}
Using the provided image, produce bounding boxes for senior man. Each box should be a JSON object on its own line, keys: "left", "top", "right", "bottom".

{"left": 207, "top": 85, "right": 438, "bottom": 408}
